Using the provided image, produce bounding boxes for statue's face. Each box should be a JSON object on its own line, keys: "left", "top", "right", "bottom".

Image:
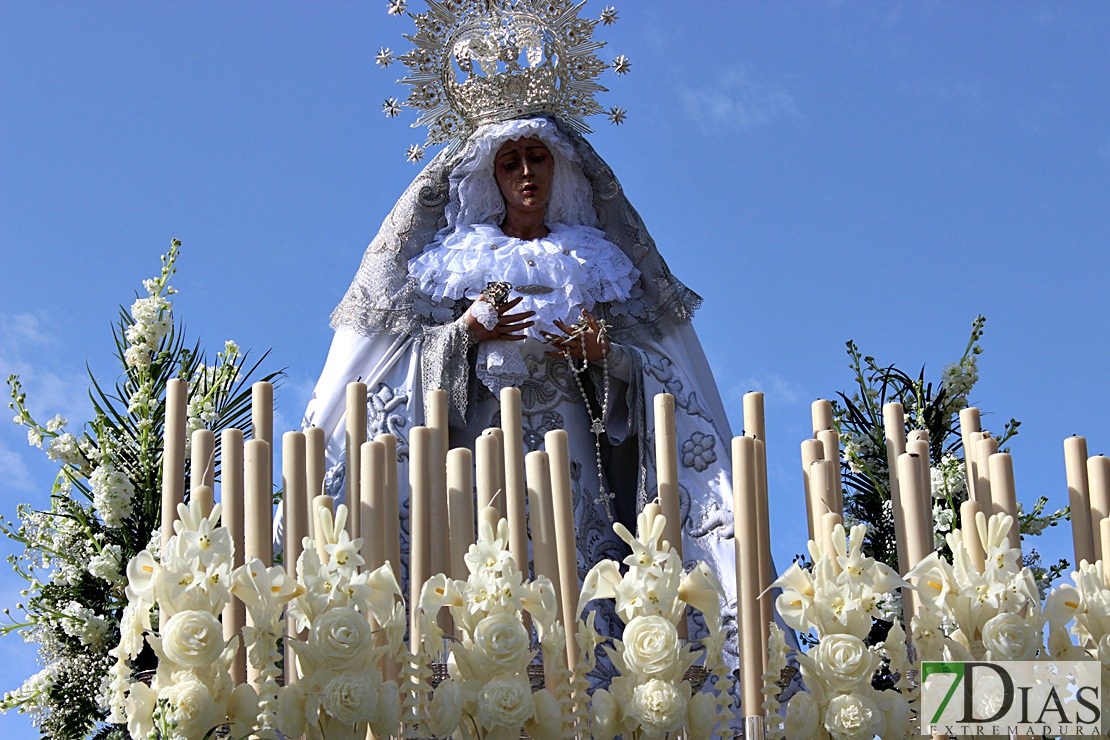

{"left": 493, "top": 137, "right": 553, "bottom": 218}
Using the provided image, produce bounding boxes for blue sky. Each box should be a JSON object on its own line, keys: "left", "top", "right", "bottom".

{"left": 2, "top": 1, "right": 1109, "bottom": 734}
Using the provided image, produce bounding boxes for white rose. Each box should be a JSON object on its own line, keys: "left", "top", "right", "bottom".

{"left": 160, "top": 675, "right": 222, "bottom": 740}
{"left": 982, "top": 612, "right": 1040, "bottom": 660}
{"left": 161, "top": 610, "right": 225, "bottom": 667}
{"left": 322, "top": 670, "right": 380, "bottom": 725}
{"left": 473, "top": 613, "right": 532, "bottom": 673}
{"left": 629, "top": 679, "right": 687, "bottom": 736}
{"left": 784, "top": 691, "right": 818, "bottom": 738}
{"left": 309, "top": 607, "right": 372, "bottom": 669}
{"left": 813, "top": 633, "right": 876, "bottom": 690}
{"left": 823, "top": 692, "right": 884, "bottom": 740}
{"left": 622, "top": 615, "right": 680, "bottom": 678}
{"left": 476, "top": 675, "right": 535, "bottom": 729}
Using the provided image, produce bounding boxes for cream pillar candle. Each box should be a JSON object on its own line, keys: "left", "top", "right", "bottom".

{"left": 190, "top": 428, "right": 215, "bottom": 491}
{"left": 811, "top": 399, "right": 834, "bottom": 437}
{"left": 361, "top": 440, "right": 386, "bottom": 571}
{"left": 883, "top": 402, "right": 910, "bottom": 577}
{"left": 896, "top": 452, "right": 932, "bottom": 619}
{"left": 546, "top": 430, "right": 581, "bottom": 671}
{"left": 192, "top": 485, "right": 214, "bottom": 519}
{"left": 427, "top": 389, "right": 450, "bottom": 589}
{"left": 476, "top": 431, "right": 500, "bottom": 511}
{"left": 906, "top": 438, "right": 932, "bottom": 522}
{"left": 447, "top": 447, "right": 475, "bottom": 583}
{"left": 960, "top": 500, "right": 987, "bottom": 574}
{"left": 808, "top": 459, "right": 834, "bottom": 548}
{"left": 500, "top": 390, "right": 529, "bottom": 578}
{"left": 480, "top": 505, "right": 500, "bottom": 533}
{"left": 816, "top": 428, "right": 843, "bottom": 515}
{"left": 488, "top": 428, "right": 508, "bottom": 520}
{"left": 908, "top": 429, "right": 929, "bottom": 443}
{"left": 282, "top": 431, "right": 307, "bottom": 684}
{"left": 1065, "top": 436, "right": 1095, "bottom": 567}
{"left": 800, "top": 438, "right": 826, "bottom": 540}
{"left": 409, "top": 427, "right": 433, "bottom": 652}
{"left": 244, "top": 440, "right": 272, "bottom": 567}
{"left": 1088, "top": 456, "right": 1110, "bottom": 563}
{"left": 306, "top": 426, "right": 326, "bottom": 498}
{"left": 346, "top": 382, "right": 368, "bottom": 538}
{"left": 959, "top": 407, "right": 982, "bottom": 503}
{"left": 161, "top": 378, "right": 187, "bottom": 551}
{"left": 312, "top": 494, "right": 334, "bottom": 563}
{"left": 251, "top": 382, "right": 273, "bottom": 503}
{"left": 655, "top": 393, "right": 683, "bottom": 565}
{"left": 754, "top": 439, "right": 773, "bottom": 663}
{"left": 743, "top": 391, "right": 766, "bottom": 443}
{"left": 376, "top": 434, "right": 402, "bottom": 574}
{"left": 525, "top": 451, "right": 561, "bottom": 596}
{"left": 220, "top": 427, "right": 246, "bottom": 685}
{"left": 732, "top": 436, "right": 764, "bottom": 720}
{"left": 988, "top": 453, "right": 1020, "bottom": 551}
{"left": 975, "top": 435, "right": 998, "bottom": 514}
{"left": 1101, "top": 517, "right": 1110, "bottom": 585}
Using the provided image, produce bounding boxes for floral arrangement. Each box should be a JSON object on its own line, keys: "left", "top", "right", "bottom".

{"left": 579, "top": 510, "right": 732, "bottom": 740}
{"left": 769, "top": 522, "right": 914, "bottom": 740}
{"left": 283, "top": 504, "right": 405, "bottom": 740}
{"left": 1, "top": 241, "right": 276, "bottom": 739}
{"left": 907, "top": 511, "right": 1043, "bottom": 666}
{"left": 833, "top": 315, "right": 1066, "bottom": 589}
{"left": 417, "top": 517, "right": 567, "bottom": 740}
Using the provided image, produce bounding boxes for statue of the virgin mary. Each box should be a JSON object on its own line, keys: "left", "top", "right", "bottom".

{"left": 295, "top": 0, "right": 744, "bottom": 673}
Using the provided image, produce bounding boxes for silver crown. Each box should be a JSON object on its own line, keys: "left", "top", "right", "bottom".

{"left": 380, "top": 0, "right": 628, "bottom": 161}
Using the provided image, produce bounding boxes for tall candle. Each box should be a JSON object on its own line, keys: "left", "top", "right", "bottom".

{"left": 251, "top": 382, "right": 273, "bottom": 510}
{"left": 1101, "top": 517, "right": 1110, "bottom": 585}
{"left": 476, "top": 432, "right": 500, "bottom": 511}
{"left": 377, "top": 433, "right": 401, "bottom": 575}
{"left": 975, "top": 435, "right": 998, "bottom": 514}
{"left": 220, "top": 427, "right": 246, "bottom": 685}
{"left": 525, "top": 451, "right": 560, "bottom": 596}
{"left": 743, "top": 391, "right": 766, "bottom": 444}
{"left": 546, "top": 430, "right": 581, "bottom": 670}
{"left": 480, "top": 505, "right": 500, "bottom": 533}
{"left": 906, "top": 438, "right": 932, "bottom": 516}
{"left": 732, "top": 436, "right": 764, "bottom": 719}
{"left": 1064, "top": 436, "right": 1094, "bottom": 567}
{"left": 427, "top": 390, "right": 450, "bottom": 589}
{"left": 161, "top": 378, "right": 187, "bottom": 551}
{"left": 190, "top": 428, "right": 215, "bottom": 490}
{"left": 811, "top": 399, "right": 834, "bottom": 437}
{"left": 191, "top": 485, "right": 214, "bottom": 519}
{"left": 988, "top": 453, "right": 1020, "bottom": 551}
{"left": 808, "top": 459, "right": 836, "bottom": 523}
{"left": 500, "top": 390, "right": 529, "bottom": 584}
{"left": 896, "top": 452, "right": 932, "bottom": 619}
{"left": 346, "top": 382, "right": 368, "bottom": 537}
{"left": 816, "top": 428, "right": 843, "bottom": 515}
{"left": 361, "top": 440, "right": 386, "bottom": 571}
{"left": 883, "top": 402, "right": 909, "bottom": 577}
{"left": 960, "top": 500, "right": 986, "bottom": 573}
{"left": 306, "top": 426, "right": 326, "bottom": 498}
{"left": 447, "top": 448, "right": 475, "bottom": 583}
{"left": 1088, "top": 456, "right": 1110, "bottom": 563}
{"left": 244, "top": 439, "right": 272, "bottom": 567}
{"left": 409, "top": 427, "right": 433, "bottom": 652}
{"left": 800, "top": 438, "right": 826, "bottom": 540}
{"left": 488, "top": 428, "right": 508, "bottom": 521}
{"left": 655, "top": 394, "right": 683, "bottom": 567}
{"left": 282, "top": 431, "right": 307, "bottom": 684}
{"left": 754, "top": 437, "right": 773, "bottom": 661}
{"left": 959, "top": 407, "right": 982, "bottom": 503}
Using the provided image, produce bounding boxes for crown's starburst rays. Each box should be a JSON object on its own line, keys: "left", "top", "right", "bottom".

{"left": 384, "top": 0, "right": 627, "bottom": 159}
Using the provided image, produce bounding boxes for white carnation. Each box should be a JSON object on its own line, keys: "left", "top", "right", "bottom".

{"left": 823, "top": 692, "right": 884, "bottom": 740}
{"left": 322, "top": 671, "right": 380, "bottom": 725}
{"left": 476, "top": 675, "right": 534, "bottom": 729}
{"left": 629, "top": 678, "right": 687, "bottom": 735}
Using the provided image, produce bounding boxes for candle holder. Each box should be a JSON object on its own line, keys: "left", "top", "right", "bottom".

{"left": 742, "top": 715, "right": 766, "bottom": 739}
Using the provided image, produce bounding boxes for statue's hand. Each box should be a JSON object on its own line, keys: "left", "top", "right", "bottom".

{"left": 545, "top": 309, "right": 610, "bottom": 362}
{"left": 463, "top": 295, "right": 534, "bottom": 342}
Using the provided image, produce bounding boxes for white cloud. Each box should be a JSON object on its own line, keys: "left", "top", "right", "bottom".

{"left": 0, "top": 312, "right": 89, "bottom": 424}
{"left": 0, "top": 440, "right": 34, "bottom": 492}
{"left": 680, "top": 69, "right": 798, "bottom": 133}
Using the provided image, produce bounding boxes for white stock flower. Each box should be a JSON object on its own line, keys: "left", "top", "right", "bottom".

{"left": 812, "top": 633, "right": 876, "bottom": 691}
{"left": 473, "top": 612, "right": 532, "bottom": 673}
{"left": 981, "top": 612, "right": 1040, "bottom": 660}
{"left": 60, "top": 601, "right": 110, "bottom": 646}
{"left": 88, "top": 544, "right": 125, "bottom": 586}
{"left": 26, "top": 427, "right": 43, "bottom": 447}
{"left": 621, "top": 614, "right": 679, "bottom": 678}
{"left": 309, "top": 607, "right": 372, "bottom": 669}
{"left": 476, "top": 674, "right": 535, "bottom": 729}
{"left": 629, "top": 679, "right": 687, "bottom": 736}
{"left": 322, "top": 670, "right": 381, "bottom": 724}
{"left": 823, "top": 692, "right": 885, "bottom": 740}
{"left": 90, "top": 465, "right": 136, "bottom": 528}
{"left": 45, "top": 432, "right": 83, "bottom": 465}
{"left": 784, "top": 691, "right": 818, "bottom": 737}
{"left": 45, "top": 414, "right": 67, "bottom": 432}
{"left": 161, "top": 610, "right": 226, "bottom": 667}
